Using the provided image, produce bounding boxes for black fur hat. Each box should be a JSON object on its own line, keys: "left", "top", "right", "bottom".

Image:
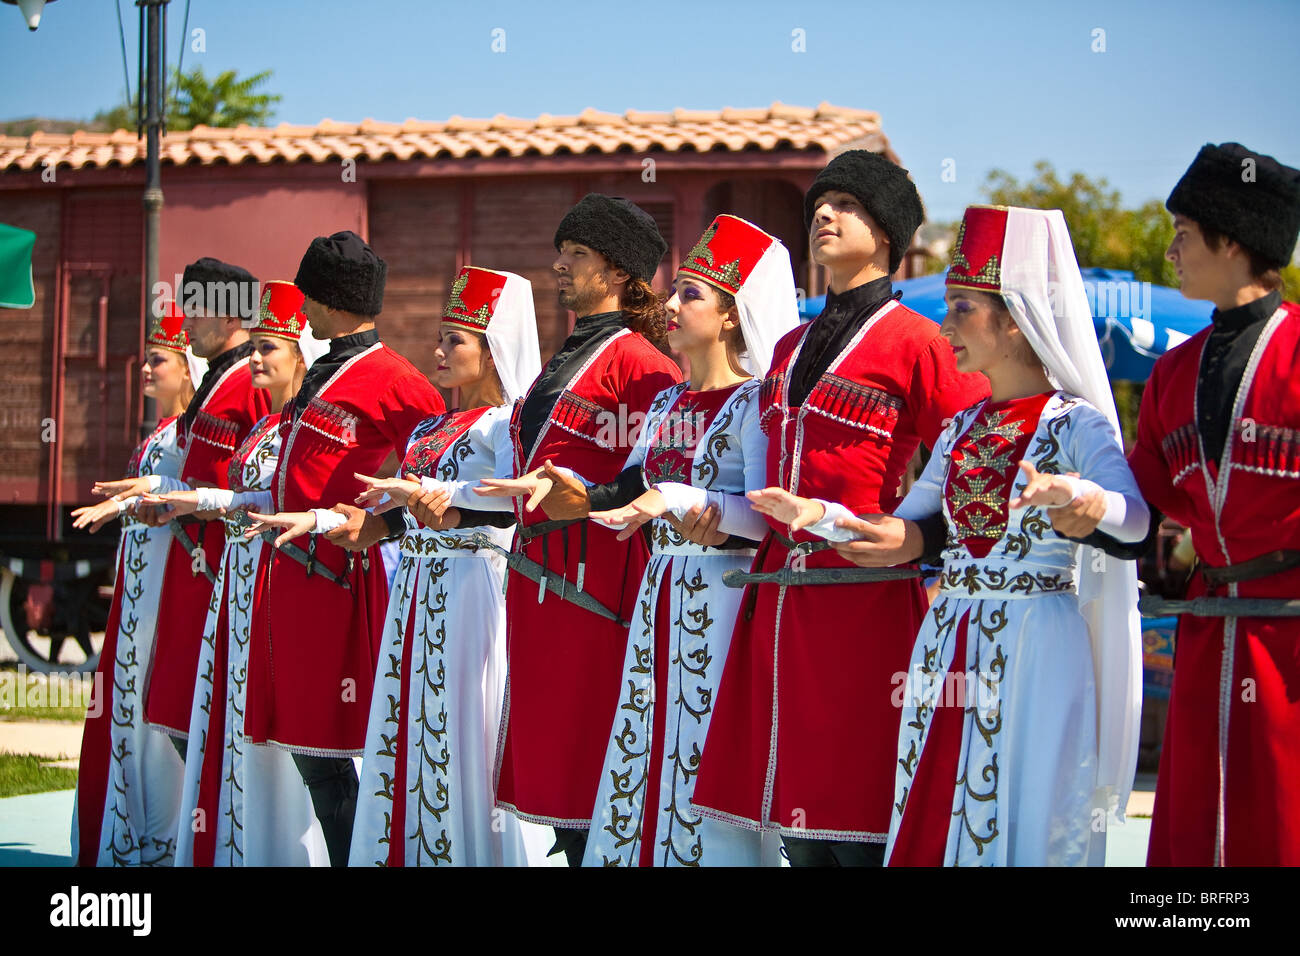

{"left": 803, "top": 150, "right": 925, "bottom": 274}
{"left": 294, "top": 231, "right": 387, "bottom": 316}
{"left": 553, "top": 194, "right": 667, "bottom": 282}
{"left": 1166, "top": 142, "right": 1300, "bottom": 269}
{"left": 180, "top": 257, "right": 259, "bottom": 319}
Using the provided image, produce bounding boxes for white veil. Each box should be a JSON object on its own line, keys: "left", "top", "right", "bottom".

{"left": 483, "top": 271, "right": 543, "bottom": 403}
{"left": 999, "top": 207, "right": 1142, "bottom": 825}
{"left": 296, "top": 322, "right": 329, "bottom": 369}
{"left": 734, "top": 238, "right": 800, "bottom": 377}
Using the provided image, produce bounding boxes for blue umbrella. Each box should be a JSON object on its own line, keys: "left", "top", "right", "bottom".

{"left": 798, "top": 268, "right": 1212, "bottom": 382}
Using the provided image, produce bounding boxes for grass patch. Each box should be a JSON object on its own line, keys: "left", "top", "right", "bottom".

{"left": 0, "top": 671, "right": 95, "bottom": 723}
{"left": 0, "top": 753, "right": 79, "bottom": 798}
{"left": 0, "top": 705, "right": 89, "bottom": 723}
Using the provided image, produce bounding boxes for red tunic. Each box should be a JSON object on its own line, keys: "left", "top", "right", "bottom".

{"left": 494, "top": 328, "right": 682, "bottom": 826}
{"left": 243, "top": 342, "right": 444, "bottom": 755}
{"left": 144, "top": 359, "right": 270, "bottom": 735}
{"left": 692, "top": 299, "right": 990, "bottom": 841}
{"left": 1129, "top": 301, "right": 1300, "bottom": 866}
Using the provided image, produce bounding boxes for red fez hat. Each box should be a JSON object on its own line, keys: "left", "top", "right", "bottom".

{"left": 147, "top": 300, "right": 191, "bottom": 354}
{"left": 946, "top": 205, "right": 1010, "bottom": 294}
{"left": 442, "top": 266, "right": 509, "bottom": 334}
{"left": 678, "top": 215, "right": 776, "bottom": 296}
{"left": 251, "top": 280, "right": 308, "bottom": 341}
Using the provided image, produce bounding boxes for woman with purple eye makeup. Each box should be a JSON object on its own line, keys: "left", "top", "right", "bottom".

{"left": 750, "top": 205, "right": 1148, "bottom": 866}
{"left": 573, "top": 214, "right": 797, "bottom": 865}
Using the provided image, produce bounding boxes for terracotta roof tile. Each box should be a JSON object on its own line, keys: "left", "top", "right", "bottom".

{"left": 0, "top": 102, "right": 894, "bottom": 172}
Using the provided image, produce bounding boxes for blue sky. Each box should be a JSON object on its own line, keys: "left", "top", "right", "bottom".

{"left": 2, "top": 0, "right": 1296, "bottom": 221}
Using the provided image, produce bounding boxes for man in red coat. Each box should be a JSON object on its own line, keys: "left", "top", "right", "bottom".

{"left": 690, "top": 151, "right": 989, "bottom": 866}
{"left": 242, "top": 231, "right": 445, "bottom": 865}
{"left": 1054, "top": 142, "right": 1300, "bottom": 865}
{"left": 145, "top": 258, "right": 270, "bottom": 749}
{"left": 422, "top": 195, "right": 682, "bottom": 865}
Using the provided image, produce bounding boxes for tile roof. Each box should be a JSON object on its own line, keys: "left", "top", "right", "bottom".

{"left": 0, "top": 102, "right": 893, "bottom": 173}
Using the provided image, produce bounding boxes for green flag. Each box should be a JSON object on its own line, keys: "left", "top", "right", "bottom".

{"left": 0, "top": 223, "right": 36, "bottom": 309}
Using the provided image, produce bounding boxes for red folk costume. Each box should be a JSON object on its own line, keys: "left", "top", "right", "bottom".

{"left": 145, "top": 259, "right": 271, "bottom": 736}
{"left": 1131, "top": 143, "right": 1300, "bottom": 866}
{"left": 491, "top": 195, "right": 682, "bottom": 828}
{"left": 243, "top": 234, "right": 444, "bottom": 755}
{"left": 692, "top": 152, "right": 990, "bottom": 845}
{"left": 74, "top": 315, "right": 203, "bottom": 866}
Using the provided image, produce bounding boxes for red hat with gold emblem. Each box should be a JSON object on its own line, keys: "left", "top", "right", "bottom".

{"left": 442, "top": 266, "right": 510, "bottom": 334}
{"left": 437, "top": 266, "right": 541, "bottom": 403}
{"left": 675, "top": 214, "right": 799, "bottom": 376}
{"left": 251, "top": 280, "right": 309, "bottom": 341}
{"left": 679, "top": 214, "right": 775, "bottom": 296}
{"left": 147, "top": 299, "right": 191, "bottom": 354}
{"left": 946, "top": 205, "right": 1010, "bottom": 294}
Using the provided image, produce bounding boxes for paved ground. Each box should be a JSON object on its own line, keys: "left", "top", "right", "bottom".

{"left": 0, "top": 720, "right": 84, "bottom": 760}
{"left": 0, "top": 781, "right": 1154, "bottom": 867}
{"left": 0, "top": 719, "right": 1158, "bottom": 868}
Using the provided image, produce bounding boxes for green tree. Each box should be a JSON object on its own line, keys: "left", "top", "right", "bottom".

{"left": 90, "top": 66, "right": 280, "bottom": 133}
{"left": 982, "top": 161, "right": 1177, "bottom": 286}
{"left": 923, "top": 162, "right": 1300, "bottom": 441}
{"left": 168, "top": 67, "right": 280, "bottom": 130}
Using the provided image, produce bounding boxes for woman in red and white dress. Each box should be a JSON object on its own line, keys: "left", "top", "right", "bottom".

{"left": 256, "top": 266, "right": 541, "bottom": 866}
{"left": 479, "top": 216, "right": 797, "bottom": 865}
{"left": 752, "top": 206, "right": 1148, "bottom": 866}
{"left": 147, "top": 281, "right": 328, "bottom": 866}
{"left": 70, "top": 313, "right": 205, "bottom": 866}
{"left": 580, "top": 215, "right": 796, "bottom": 866}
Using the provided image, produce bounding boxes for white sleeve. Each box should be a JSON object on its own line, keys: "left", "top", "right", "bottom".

{"left": 893, "top": 419, "right": 957, "bottom": 523}
{"left": 440, "top": 407, "right": 520, "bottom": 513}
{"left": 195, "top": 487, "right": 237, "bottom": 511}
{"left": 149, "top": 474, "right": 192, "bottom": 495}
{"left": 654, "top": 386, "right": 770, "bottom": 541}
{"left": 1061, "top": 408, "right": 1151, "bottom": 544}
{"left": 802, "top": 500, "right": 862, "bottom": 542}
{"left": 311, "top": 509, "right": 348, "bottom": 533}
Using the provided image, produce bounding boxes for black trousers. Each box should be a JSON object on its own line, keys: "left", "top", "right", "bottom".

{"left": 291, "top": 753, "right": 359, "bottom": 868}
{"left": 170, "top": 734, "right": 357, "bottom": 867}
{"left": 549, "top": 826, "right": 589, "bottom": 867}
{"left": 782, "top": 834, "right": 887, "bottom": 867}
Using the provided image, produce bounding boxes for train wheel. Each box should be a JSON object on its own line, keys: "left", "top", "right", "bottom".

{"left": 0, "top": 567, "right": 104, "bottom": 676}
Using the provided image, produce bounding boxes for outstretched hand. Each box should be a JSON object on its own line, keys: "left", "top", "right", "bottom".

{"left": 590, "top": 489, "right": 667, "bottom": 542}
{"left": 71, "top": 499, "right": 126, "bottom": 533}
{"left": 668, "top": 503, "right": 727, "bottom": 548}
{"left": 828, "top": 513, "right": 922, "bottom": 568}
{"left": 1008, "top": 460, "right": 1075, "bottom": 510}
{"left": 746, "top": 487, "right": 825, "bottom": 533}
{"left": 244, "top": 511, "right": 315, "bottom": 549}
{"left": 91, "top": 476, "right": 151, "bottom": 499}
{"left": 139, "top": 490, "right": 202, "bottom": 517}
{"left": 354, "top": 472, "right": 420, "bottom": 515}
{"left": 475, "top": 460, "right": 590, "bottom": 519}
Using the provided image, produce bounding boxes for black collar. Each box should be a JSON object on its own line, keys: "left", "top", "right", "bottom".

{"left": 324, "top": 328, "right": 380, "bottom": 355}
{"left": 570, "top": 310, "right": 626, "bottom": 335}
{"left": 1211, "top": 289, "right": 1281, "bottom": 333}
{"left": 820, "top": 275, "right": 898, "bottom": 318}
